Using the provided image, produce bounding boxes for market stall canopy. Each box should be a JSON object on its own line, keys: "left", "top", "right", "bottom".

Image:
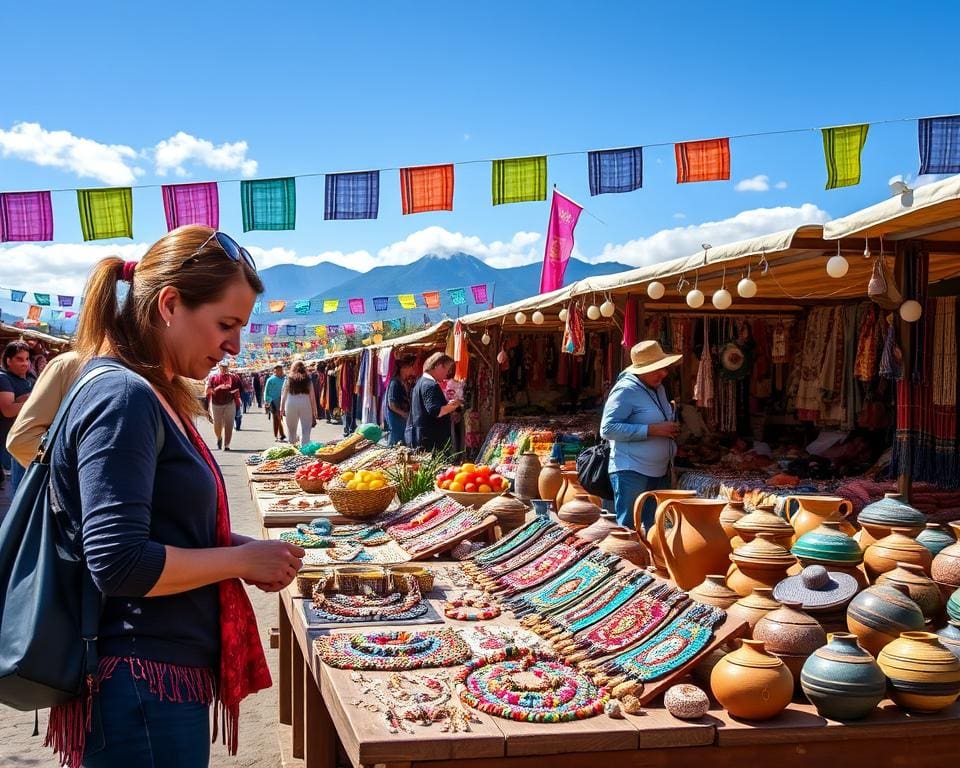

{"left": 311, "top": 319, "right": 454, "bottom": 364}
{"left": 0, "top": 322, "right": 71, "bottom": 349}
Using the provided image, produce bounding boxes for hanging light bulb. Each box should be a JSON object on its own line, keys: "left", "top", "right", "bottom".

{"left": 532, "top": 310, "right": 545, "bottom": 325}
{"left": 515, "top": 311, "right": 527, "bottom": 325}
{"left": 587, "top": 304, "right": 601, "bottom": 320}
{"left": 826, "top": 254, "right": 849, "bottom": 278}
{"left": 737, "top": 276, "right": 757, "bottom": 298}
{"left": 481, "top": 331, "right": 491, "bottom": 345}
{"left": 712, "top": 288, "right": 733, "bottom": 310}
{"left": 647, "top": 281, "right": 665, "bottom": 300}
{"left": 900, "top": 299, "right": 923, "bottom": 322}
{"left": 686, "top": 288, "right": 705, "bottom": 309}
{"left": 599, "top": 299, "right": 616, "bottom": 318}
{"left": 558, "top": 307, "right": 568, "bottom": 322}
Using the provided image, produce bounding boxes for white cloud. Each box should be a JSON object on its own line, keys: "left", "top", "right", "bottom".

{"left": 0, "top": 122, "right": 143, "bottom": 185}
{"left": 0, "top": 242, "right": 150, "bottom": 296}
{"left": 672, "top": 212, "right": 687, "bottom": 220}
{"left": 152, "top": 132, "right": 257, "bottom": 177}
{"left": 774, "top": 181, "right": 788, "bottom": 190}
{"left": 735, "top": 174, "right": 770, "bottom": 192}
{"left": 590, "top": 203, "right": 830, "bottom": 267}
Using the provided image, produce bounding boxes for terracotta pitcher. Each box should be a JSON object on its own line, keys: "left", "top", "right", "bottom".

{"left": 555, "top": 470, "right": 602, "bottom": 510}
{"left": 783, "top": 495, "right": 855, "bottom": 542}
{"left": 654, "top": 498, "right": 732, "bottom": 589}
{"left": 635, "top": 489, "right": 697, "bottom": 568}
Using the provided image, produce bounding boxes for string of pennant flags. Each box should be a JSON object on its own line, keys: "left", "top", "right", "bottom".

{"left": 1, "top": 113, "right": 959, "bottom": 242}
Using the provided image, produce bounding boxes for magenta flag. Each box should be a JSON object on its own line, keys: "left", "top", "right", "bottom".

{"left": 161, "top": 182, "right": 220, "bottom": 230}
{"left": 348, "top": 298, "right": 365, "bottom": 315}
{"left": 539, "top": 189, "right": 583, "bottom": 293}
{"left": 0, "top": 191, "right": 53, "bottom": 242}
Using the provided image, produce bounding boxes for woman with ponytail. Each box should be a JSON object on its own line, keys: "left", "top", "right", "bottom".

{"left": 44, "top": 226, "right": 305, "bottom": 768}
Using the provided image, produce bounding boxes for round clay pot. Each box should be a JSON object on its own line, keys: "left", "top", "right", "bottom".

{"left": 557, "top": 494, "right": 602, "bottom": 528}
{"left": 931, "top": 523, "right": 960, "bottom": 588}
{"left": 753, "top": 600, "right": 827, "bottom": 683}
{"left": 479, "top": 492, "right": 529, "bottom": 533}
{"left": 856, "top": 493, "right": 926, "bottom": 548}
{"left": 537, "top": 460, "right": 564, "bottom": 506}
{"left": 917, "top": 523, "right": 957, "bottom": 557}
{"left": 719, "top": 500, "right": 747, "bottom": 539}
{"left": 728, "top": 587, "right": 781, "bottom": 635}
{"left": 732, "top": 508, "right": 795, "bottom": 549}
{"left": 577, "top": 512, "right": 620, "bottom": 543}
{"left": 877, "top": 631, "right": 960, "bottom": 713}
{"left": 514, "top": 451, "right": 542, "bottom": 502}
{"left": 949, "top": 590, "right": 960, "bottom": 623}
{"left": 863, "top": 528, "right": 932, "bottom": 582}
{"left": 783, "top": 494, "right": 856, "bottom": 542}
{"left": 727, "top": 533, "right": 797, "bottom": 597}
{"left": 710, "top": 639, "right": 794, "bottom": 721}
{"left": 936, "top": 620, "right": 960, "bottom": 661}
{"left": 555, "top": 471, "right": 602, "bottom": 511}
{"left": 877, "top": 562, "right": 943, "bottom": 625}
{"left": 846, "top": 583, "right": 925, "bottom": 657}
{"left": 598, "top": 527, "right": 650, "bottom": 567}
{"left": 799, "top": 632, "right": 885, "bottom": 721}
{"left": 663, "top": 683, "right": 710, "bottom": 720}
{"left": 792, "top": 521, "right": 864, "bottom": 567}
{"left": 689, "top": 574, "right": 740, "bottom": 610}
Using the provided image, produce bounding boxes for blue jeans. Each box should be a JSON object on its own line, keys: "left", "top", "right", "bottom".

{"left": 386, "top": 412, "right": 406, "bottom": 446}
{"left": 10, "top": 459, "right": 24, "bottom": 493}
{"left": 84, "top": 661, "right": 210, "bottom": 768}
{"left": 610, "top": 470, "right": 670, "bottom": 530}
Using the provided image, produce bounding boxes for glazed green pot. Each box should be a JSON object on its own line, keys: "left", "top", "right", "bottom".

{"left": 800, "top": 632, "right": 885, "bottom": 721}
{"left": 792, "top": 521, "right": 863, "bottom": 565}
{"left": 856, "top": 493, "right": 925, "bottom": 547}
{"left": 948, "top": 589, "right": 960, "bottom": 623}
{"left": 917, "top": 523, "right": 957, "bottom": 557}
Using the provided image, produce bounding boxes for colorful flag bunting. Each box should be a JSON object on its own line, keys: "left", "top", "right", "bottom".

{"left": 294, "top": 300, "right": 310, "bottom": 314}
{"left": 327, "top": 325, "right": 340, "bottom": 335}
{"left": 344, "top": 323, "right": 356, "bottom": 335}
{"left": 250, "top": 323, "right": 263, "bottom": 333}
{"left": 268, "top": 324, "right": 278, "bottom": 335}
{"left": 448, "top": 287, "right": 466, "bottom": 306}
{"left": 268, "top": 300, "right": 287, "bottom": 313}
{"left": 161, "top": 182, "right": 219, "bottom": 231}
{"left": 588, "top": 147, "right": 643, "bottom": 195}
{"left": 675, "top": 139, "right": 730, "bottom": 184}
{"left": 422, "top": 291, "right": 441, "bottom": 309}
{"left": 26, "top": 305, "right": 41, "bottom": 323}
{"left": 34, "top": 293, "right": 50, "bottom": 306}
{"left": 822, "top": 125, "right": 869, "bottom": 189}
{"left": 919, "top": 115, "right": 960, "bottom": 175}
{"left": 0, "top": 191, "right": 53, "bottom": 242}
{"left": 315, "top": 326, "right": 327, "bottom": 338}
{"left": 471, "top": 284, "right": 488, "bottom": 305}
{"left": 540, "top": 190, "right": 583, "bottom": 293}
{"left": 324, "top": 171, "right": 380, "bottom": 220}
{"left": 492, "top": 156, "right": 548, "bottom": 205}
{"left": 398, "top": 294, "right": 417, "bottom": 310}
{"left": 388, "top": 319, "right": 403, "bottom": 332}
{"left": 371, "top": 321, "right": 383, "bottom": 331}
{"left": 77, "top": 187, "right": 134, "bottom": 241}
{"left": 372, "top": 296, "right": 389, "bottom": 312}
{"left": 65, "top": 311, "right": 76, "bottom": 319}
{"left": 323, "top": 299, "right": 339, "bottom": 313}
{"left": 349, "top": 298, "right": 365, "bottom": 315}
{"left": 400, "top": 164, "right": 454, "bottom": 214}
{"left": 241, "top": 178, "right": 296, "bottom": 231}
{"left": 58, "top": 295, "right": 73, "bottom": 307}
{"left": 285, "top": 325, "right": 297, "bottom": 336}
{"left": 9, "top": 290, "right": 25, "bottom": 303}
{"left": 253, "top": 300, "right": 262, "bottom": 315}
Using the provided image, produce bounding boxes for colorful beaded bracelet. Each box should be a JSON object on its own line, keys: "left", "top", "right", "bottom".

{"left": 443, "top": 597, "right": 501, "bottom": 621}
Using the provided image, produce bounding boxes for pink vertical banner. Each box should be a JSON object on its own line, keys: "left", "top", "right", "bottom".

{"left": 539, "top": 189, "right": 583, "bottom": 293}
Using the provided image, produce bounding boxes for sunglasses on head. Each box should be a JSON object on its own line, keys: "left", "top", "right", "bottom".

{"left": 190, "top": 231, "right": 257, "bottom": 272}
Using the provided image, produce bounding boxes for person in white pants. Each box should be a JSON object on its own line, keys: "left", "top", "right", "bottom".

{"left": 280, "top": 360, "right": 318, "bottom": 445}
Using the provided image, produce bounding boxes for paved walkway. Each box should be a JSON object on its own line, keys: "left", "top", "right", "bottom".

{"left": 0, "top": 407, "right": 344, "bottom": 767}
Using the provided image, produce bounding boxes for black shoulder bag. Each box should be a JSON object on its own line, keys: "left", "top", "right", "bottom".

{"left": 576, "top": 440, "right": 613, "bottom": 500}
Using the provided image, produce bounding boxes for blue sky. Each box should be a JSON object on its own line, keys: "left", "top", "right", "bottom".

{"left": 0, "top": 0, "right": 955, "bottom": 314}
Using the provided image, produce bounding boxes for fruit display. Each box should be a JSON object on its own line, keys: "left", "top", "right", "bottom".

{"left": 339, "top": 469, "right": 390, "bottom": 491}
{"left": 315, "top": 432, "right": 366, "bottom": 460}
{"left": 436, "top": 463, "right": 507, "bottom": 495}
{"left": 295, "top": 461, "right": 337, "bottom": 484}
{"left": 264, "top": 444, "right": 299, "bottom": 460}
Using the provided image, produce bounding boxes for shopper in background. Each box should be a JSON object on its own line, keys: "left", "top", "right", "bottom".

{"left": 600, "top": 340, "right": 682, "bottom": 531}
{"left": 252, "top": 369, "right": 264, "bottom": 409}
{"left": 241, "top": 373, "right": 254, "bottom": 413}
{"left": 280, "top": 360, "right": 317, "bottom": 445}
{"left": 386, "top": 356, "right": 417, "bottom": 446}
{"left": 406, "top": 352, "right": 461, "bottom": 451}
{"left": 264, "top": 364, "right": 287, "bottom": 441}
{"left": 0, "top": 341, "right": 38, "bottom": 491}
{"left": 206, "top": 360, "right": 240, "bottom": 450}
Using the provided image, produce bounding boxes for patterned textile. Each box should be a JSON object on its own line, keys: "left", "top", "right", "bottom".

{"left": 285, "top": 326, "right": 297, "bottom": 336}
{"left": 562, "top": 301, "right": 585, "bottom": 355}
{"left": 622, "top": 296, "right": 638, "bottom": 349}
{"left": 161, "top": 182, "right": 219, "bottom": 230}
{"left": 268, "top": 300, "right": 286, "bottom": 313}
{"left": 675, "top": 139, "right": 730, "bottom": 183}
{"left": 400, "top": 164, "right": 454, "bottom": 214}
{"left": 77, "top": 187, "right": 133, "bottom": 240}
{"left": 822, "top": 124, "right": 869, "bottom": 189}
{"left": 693, "top": 317, "right": 714, "bottom": 410}
{"left": 324, "top": 171, "right": 380, "bottom": 220}
{"left": 324, "top": 299, "right": 339, "bottom": 313}
{"left": 448, "top": 287, "right": 466, "bottom": 306}
{"left": 344, "top": 323, "right": 356, "bottom": 335}
{"left": 422, "top": 291, "right": 441, "bottom": 310}
{"left": 539, "top": 190, "right": 583, "bottom": 293}
{"left": 491, "top": 156, "right": 547, "bottom": 205}
{"left": 373, "top": 296, "right": 389, "bottom": 311}
{"left": 471, "top": 284, "right": 488, "bottom": 304}
{"left": 349, "top": 298, "right": 365, "bottom": 315}
{"left": 294, "top": 300, "right": 310, "bottom": 314}
{"left": 398, "top": 294, "right": 417, "bottom": 310}
{"left": 919, "top": 115, "right": 960, "bottom": 175}
{"left": 0, "top": 191, "right": 53, "bottom": 241}
{"left": 854, "top": 305, "right": 882, "bottom": 381}
{"left": 267, "top": 323, "right": 278, "bottom": 335}
{"left": 588, "top": 147, "right": 643, "bottom": 195}
{"left": 795, "top": 306, "right": 833, "bottom": 420}
{"left": 33, "top": 293, "right": 50, "bottom": 306}
{"left": 241, "top": 178, "right": 296, "bottom": 231}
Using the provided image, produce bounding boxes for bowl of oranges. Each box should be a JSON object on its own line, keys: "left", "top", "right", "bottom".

{"left": 435, "top": 463, "right": 509, "bottom": 507}
{"left": 326, "top": 469, "right": 398, "bottom": 519}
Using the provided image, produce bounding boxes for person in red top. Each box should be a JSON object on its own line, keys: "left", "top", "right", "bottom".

{"left": 206, "top": 360, "right": 241, "bottom": 450}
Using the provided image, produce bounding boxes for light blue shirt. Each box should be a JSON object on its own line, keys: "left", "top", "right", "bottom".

{"left": 600, "top": 371, "right": 675, "bottom": 477}
{"left": 264, "top": 374, "right": 285, "bottom": 405}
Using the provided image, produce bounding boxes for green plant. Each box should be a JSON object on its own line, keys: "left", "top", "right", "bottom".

{"left": 386, "top": 445, "right": 455, "bottom": 504}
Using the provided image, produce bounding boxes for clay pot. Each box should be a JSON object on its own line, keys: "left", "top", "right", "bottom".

{"left": 663, "top": 684, "right": 710, "bottom": 720}
{"left": 689, "top": 574, "right": 740, "bottom": 609}
{"left": 856, "top": 493, "right": 925, "bottom": 548}
{"left": 936, "top": 620, "right": 960, "bottom": 661}
{"left": 514, "top": 451, "right": 542, "bottom": 502}
{"left": 598, "top": 527, "right": 650, "bottom": 567}
{"left": 917, "top": 522, "right": 957, "bottom": 557}
{"left": 728, "top": 587, "right": 781, "bottom": 635}
{"left": 783, "top": 495, "right": 855, "bottom": 542}
{"left": 719, "top": 500, "right": 747, "bottom": 539}
{"left": 931, "top": 523, "right": 960, "bottom": 588}
{"left": 537, "top": 460, "right": 564, "bottom": 506}
{"left": 555, "top": 471, "right": 602, "bottom": 510}
{"left": 654, "top": 498, "right": 732, "bottom": 590}
{"left": 727, "top": 533, "right": 797, "bottom": 597}
{"left": 636, "top": 490, "right": 697, "bottom": 567}
{"left": 731, "top": 508, "right": 795, "bottom": 550}
{"left": 479, "top": 492, "right": 529, "bottom": 533}
{"left": 877, "top": 631, "right": 960, "bottom": 713}
{"left": 557, "top": 494, "right": 602, "bottom": 528}
{"left": 846, "top": 583, "right": 925, "bottom": 657}
{"left": 753, "top": 600, "right": 827, "bottom": 683}
{"left": 577, "top": 512, "right": 620, "bottom": 543}
{"left": 792, "top": 521, "right": 864, "bottom": 567}
{"left": 710, "top": 639, "right": 794, "bottom": 721}
{"left": 949, "top": 590, "right": 960, "bottom": 623}
{"left": 799, "top": 632, "right": 886, "bottom": 721}
{"left": 863, "top": 528, "right": 932, "bottom": 582}
{"left": 877, "top": 562, "right": 943, "bottom": 624}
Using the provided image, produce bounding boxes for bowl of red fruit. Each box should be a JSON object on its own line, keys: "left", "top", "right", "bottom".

{"left": 435, "top": 463, "right": 509, "bottom": 507}
{"left": 294, "top": 461, "right": 337, "bottom": 494}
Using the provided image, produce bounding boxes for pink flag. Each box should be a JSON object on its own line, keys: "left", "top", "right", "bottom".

{"left": 539, "top": 189, "right": 583, "bottom": 293}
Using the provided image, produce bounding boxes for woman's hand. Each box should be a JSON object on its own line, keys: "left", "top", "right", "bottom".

{"left": 647, "top": 421, "right": 681, "bottom": 439}
{"left": 236, "top": 540, "right": 304, "bottom": 586}
{"left": 279, "top": 409, "right": 286, "bottom": 418}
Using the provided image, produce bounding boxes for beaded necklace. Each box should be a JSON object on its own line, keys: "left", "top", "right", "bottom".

{"left": 503, "top": 552, "right": 620, "bottom": 617}
{"left": 455, "top": 647, "right": 609, "bottom": 723}
{"left": 310, "top": 575, "right": 428, "bottom": 623}
{"left": 536, "top": 571, "right": 653, "bottom": 639}
{"left": 404, "top": 509, "right": 486, "bottom": 555}
{"left": 458, "top": 626, "right": 546, "bottom": 656}
{"left": 468, "top": 518, "right": 555, "bottom": 567}
{"left": 316, "top": 629, "right": 471, "bottom": 671}
{"left": 386, "top": 498, "right": 464, "bottom": 542}
{"left": 303, "top": 540, "right": 411, "bottom": 567}
{"left": 485, "top": 539, "right": 594, "bottom": 597}
{"left": 443, "top": 596, "right": 501, "bottom": 621}
{"left": 349, "top": 671, "right": 480, "bottom": 734}
{"left": 469, "top": 526, "right": 570, "bottom": 582}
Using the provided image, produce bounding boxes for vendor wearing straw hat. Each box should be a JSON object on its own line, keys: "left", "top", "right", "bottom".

{"left": 600, "top": 340, "right": 682, "bottom": 530}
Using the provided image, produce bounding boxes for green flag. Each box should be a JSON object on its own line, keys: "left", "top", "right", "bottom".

{"left": 822, "top": 124, "right": 869, "bottom": 189}
{"left": 241, "top": 177, "right": 296, "bottom": 231}
{"left": 77, "top": 188, "right": 134, "bottom": 241}
{"left": 492, "top": 156, "right": 547, "bottom": 205}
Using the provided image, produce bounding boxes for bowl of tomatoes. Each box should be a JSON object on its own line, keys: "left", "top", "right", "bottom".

{"left": 294, "top": 461, "right": 337, "bottom": 494}
{"left": 435, "top": 463, "right": 509, "bottom": 507}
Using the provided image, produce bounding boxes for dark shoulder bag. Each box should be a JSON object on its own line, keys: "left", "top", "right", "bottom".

{"left": 0, "top": 363, "right": 163, "bottom": 710}
{"left": 576, "top": 440, "right": 614, "bottom": 500}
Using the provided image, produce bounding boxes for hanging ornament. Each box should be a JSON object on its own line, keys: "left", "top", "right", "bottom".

{"left": 712, "top": 288, "right": 732, "bottom": 310}
{"left": 558, "top": 307, "right": 569, "bottom": 322}
{"left": 647, "top": 281, "right": 665, "bottom": 300}
{"left": 899, "top": 300, "right": 923, "bottom": 322}
{"left": 686, "top": 289, "right": 705, "bottom": 309}
{"left": 496, "top": 349, "right": 508, "bottom": 365}
{"left": 826, "top": 244, "right": 849, "bottom": 279}
{"left": 586, "top": 305, "right": 601, "bottom": 320}
{"left": 863, "top": 239, "right": 871, "bottom": 259}
{"left": 532, "top": 311, "right": 545, "bottom": 325}
{"left": 737, "top": 277, "right": 757, "bottom": 298}
{"left": 481, "top": 332, "right": 491, "bottom": 346}
{"left": 515, "top": 312, "right": 527, "bottom": 325}
{"left": 600, "top": 299, "right": 616, "bottom": 318}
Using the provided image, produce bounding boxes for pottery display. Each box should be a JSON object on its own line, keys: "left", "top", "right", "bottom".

{"left": 635, "top": 489, "right": 697, "bottom": 567}
{"left": 479, "top": 492, "right": 529, "bottom": 533}
{"left": 931, "top": 523, "right": 960, "bottom": 588}
{"left": 577, "top": 513, "right": 620, "bottom": 543}
{"left": 653, "top": 498, "right": 732, "bottom": 590}
{"left": 731, "top": 507, "right": 795, "bottom": 549}
{"left": 689, "top": 574, "right": 740, "bottom": 609}
{"left": 877, "top": 562, "right": 943, "bottom": 624}
{"left": 863, "top": 528, "right": 932, "bottom": 582}
{"left": 783, "top": 495, "right": 855, "bottom": 541}
{"left": 753, "top": 600, "right": 827, "bottom": 682}
{"left": 710, "top": 639, "right": 794, "bottom": 721}
{"left": 792, "top": 521, "right": 864, "bottom": 566}
{"left": 719, "top": 500, "right": 747, "bottom": 539}
{"left": 949, "top": 589, "right": 960, "bottom": 623}
{"left": 877, "top": 631, "right": 960, "bottom": 713}
{"left": 537, "top": 460, "right": 564, "bottom": 505}
{"left": 936, "top": 620, "right": 960, "bottom": 661}
{"left": 514, "top": 451, "right": 542, "bottom": 502}
{"left": 856, "top": 493, "right": 926, "bottom": 548}
{"left": 727, "top": 587, "right": 781, "bottom": 635}
{"left": 917, "top": 522, "right": 957, "bottom": 557}
{"left": 774, "top": 564, "right": 859, "bottom": 614}
{"left": 557, "top": 494, "right": 602, "bottom": 528}
{"left": 846, "top": 584, "right": 925, "bottom": 657}
{"left": 663, "top": 684, "right": 710, "bottom": 720}
{"left": 555, "top": 471, "right": 602, "bottom": 511}
{"left": 727, "top": 533, "right": 797, "bottom": 597}
{"left": 598, "top": 527, "right": 650, "bottom": 567}
{"left": 799, "top": 632, "right": 886, "bottom": 721}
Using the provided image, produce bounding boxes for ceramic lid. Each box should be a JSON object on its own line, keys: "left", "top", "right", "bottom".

{"left": 792, "top": 522, "right": 863, "bottom": 564}
{"left": 733, "top": 509, "right": 794, "bottom": 535}
{"left": 857, "top": 493, "right": 925, "bottom": 527}
{"left": 869, "top": 529, "right": 929, "bottom": 553}
{"left": 773, "top": 564, "right": 858, "bottom": 609}
{"left": 735, "top": 586, "right": 781, "bottom": 611}
{"left": 732, "top": 533, "right": 796, "bottom": 567}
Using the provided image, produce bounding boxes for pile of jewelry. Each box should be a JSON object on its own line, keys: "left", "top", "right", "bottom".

{"left": 251, "top": 455, "right": 314, "bottom": 475}
{"left": 457, "top": 626, "right": 546, "bottom": 656}
{"left": 443, "top": 596, "right": 501, "bottom": 621}
{"left": 386, "top": 497, "right": 465, "bottom": 542}
{"left": 310, "top": 574, "right": 428, "bottom": 623}
{"left": 349, "top": 671, "right": 480, "bottom": 734}
{"left": 403, "top": 509, "right": 487, "bottom": 556}
{"left": 316, "top": 629, "right": 471, "bottom": 670}
{"left": 455, "top": 647, "right": 609, "bottom": 723}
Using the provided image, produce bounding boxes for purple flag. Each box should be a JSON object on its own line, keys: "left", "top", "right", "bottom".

{"left": 471, "top": 284, "right": 488, "bottom": 305}
{"left": 0, "top": 191, "right": 53, "bottom": 242}
{"left": 58, "top": 295, "right": 74, "bottom": 307}
{"left": 250, "top": 323, "right": 263, "bottom": 333}
{"left": 539, "top": 190, "right": 583, "bottom": 293}
{"left": 267, "top": 323, "right": 278, "bottom": 335}
{"left": 161, "top": 182, "right": 220, "bottom": 230}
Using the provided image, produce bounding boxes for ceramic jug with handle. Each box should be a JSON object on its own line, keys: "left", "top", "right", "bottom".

{"left": 783, "top": 495, "right": 855, "bottom": 542}
{"left": 635, "top": 489, "right": 697, "bottom": 568}
{"left": 654, "top": 498, "right": 731, "bottom": 589}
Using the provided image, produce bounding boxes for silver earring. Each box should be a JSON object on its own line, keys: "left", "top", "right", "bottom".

{"left": 165, "top": 321, "right": 171, "bottom": 328}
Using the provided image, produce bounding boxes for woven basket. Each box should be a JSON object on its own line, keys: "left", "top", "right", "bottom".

{"left": 295, "top": 477, "right": 328, "bottom": 494}
{"left": 332, "top": 565, "right": 390, "bottom": 595}
{"left": 326, "top": 483, "right": 398, "bottom": 519}
{"left": 313, "top": 433, "right": 365, "bottom": 464}
{"left": 437, "top": 484, "right": 503, "bottom": 509}
{"left": 296, "top": 570, "right": 331, "bottom": 598}
{"left": 388, "top": 565, "right": 435, "bottom": 594}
